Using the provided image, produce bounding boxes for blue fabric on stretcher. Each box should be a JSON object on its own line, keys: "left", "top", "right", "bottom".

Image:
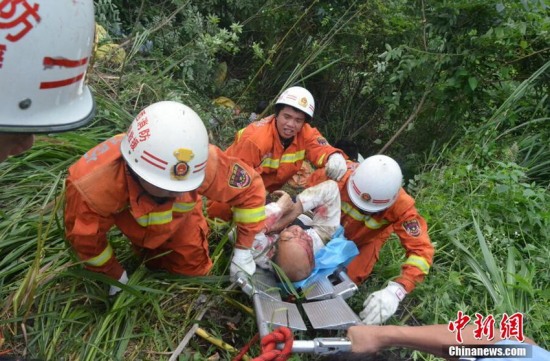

{"left": 291, "top": 226, "right": 359, "bottom": 289}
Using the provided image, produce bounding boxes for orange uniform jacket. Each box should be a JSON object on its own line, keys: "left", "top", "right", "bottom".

{"left": 207, "top": 115, "right": 343, "bottom": 221}
{"left": 308, "top": 164, "right": 434, "bottom": 293}
{"left": 65, "top": 135, "right": 266, "bottom": 280}
{"left": 226, "top": 115, "right": 342, "bottom": 192}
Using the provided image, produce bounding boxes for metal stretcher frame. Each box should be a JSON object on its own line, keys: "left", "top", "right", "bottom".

{"left": 236, "top": 267, "right": 360, "bottom": 355}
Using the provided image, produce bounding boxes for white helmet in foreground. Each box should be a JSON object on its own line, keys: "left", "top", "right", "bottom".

{"left": 0, "top": 0, "right": 96, "bottom": 133}
{"left": 347, "top": 155, "right": 403, "bottom": 213}
{"left": 276, "top": 86, "right": 315, "bottom": 118}
{"left": 121, "top": 101, "right": 209, "bottom": 192}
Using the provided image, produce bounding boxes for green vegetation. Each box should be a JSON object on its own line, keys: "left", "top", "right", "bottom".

{"left": 1, "top": 0, "right": 548, "bottom": 360}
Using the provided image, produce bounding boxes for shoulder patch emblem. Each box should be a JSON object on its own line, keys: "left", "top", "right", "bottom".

{"left": 229, "top": 163, "right": 252, "bottom": 188}
{"left": 317, "top": 137, "right": 328, "bottom": 146}
{"left": 402, "top": 219, "right": 421, "bottom": 237}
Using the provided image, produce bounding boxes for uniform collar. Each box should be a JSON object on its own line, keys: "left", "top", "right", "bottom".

{"left": 124, "top": 165, "right": 174, "bottom": 217}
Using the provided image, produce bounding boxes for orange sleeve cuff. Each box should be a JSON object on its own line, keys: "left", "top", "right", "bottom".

{"left": 395, "top": 276, "right": 417, "bottom": 294}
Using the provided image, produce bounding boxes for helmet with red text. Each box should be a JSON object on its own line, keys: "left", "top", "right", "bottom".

{"left": 0, "top": 0, "right": 95, "bottom": 133}
{"left": 120, "top": 101, "right": 210, "bottom": 192}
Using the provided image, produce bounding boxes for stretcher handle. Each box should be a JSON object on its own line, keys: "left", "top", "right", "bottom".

{"left": 236, "top": 272, "right": 254, "bottom": 295}
{"left": 286, "top": 338, "right": 352, "bottom": 354}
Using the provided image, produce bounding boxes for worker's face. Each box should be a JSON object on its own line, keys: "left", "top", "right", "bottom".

{"left": 0, "top": 133, "right": 35, "bottom": 163}
{"left": 138, "top": 177, "right": 185, "bottom": 199}
{"left": 275, "top": 106, "right": 306, "bottom": 139}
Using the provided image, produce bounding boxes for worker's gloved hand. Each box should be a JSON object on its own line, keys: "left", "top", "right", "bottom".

{"left": 230, "top": 248, "right": 256, "bottom": 280}
{"left": 360, "top": 281, "right": 407, "bottom": 325}
{"left": 252, "top": 233, "right": 278, "bottom": 270}
{"left": 108, "top": 270, "right": 129, "bottom": 296}
{"left": 325, "top": 153, "right": 347, "bottom": 181}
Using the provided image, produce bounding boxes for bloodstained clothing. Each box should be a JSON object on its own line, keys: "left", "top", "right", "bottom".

{"left": 252, "top": 180, "right": 341, "bottom": 269}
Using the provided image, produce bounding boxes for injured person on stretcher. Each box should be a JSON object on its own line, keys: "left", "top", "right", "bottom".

{"left": 251, "top": 179, "right": 355, "bottom": 282}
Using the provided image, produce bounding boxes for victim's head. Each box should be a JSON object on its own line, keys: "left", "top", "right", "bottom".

{"left": 274, "top": 225, "right": 315, "bottom": 282}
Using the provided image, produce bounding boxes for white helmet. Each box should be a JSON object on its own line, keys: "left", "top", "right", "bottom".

{"left": 347, "top": 155, "right": 403, "bottom": 213}
{"left": 0, "top": 0, "right": 95, "bottom": 133}
{"left": 276, "top": 86, "right": 315, "bottom": 118}
{"left": 121, "top": 101, "right": 209, "bottom": 192}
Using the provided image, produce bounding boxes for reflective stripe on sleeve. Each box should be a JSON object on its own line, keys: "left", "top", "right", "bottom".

{"left": 403, "top": 255, "right": 431, "bottom": 274}
{"left": 316, "top": 153, "right": 327, "bottom": 167}
{"left": 85, "top": 243, "right": 114, "bottom": 267}
{"left": 232, "top": 205, "right": 266, "bottom": 223}
{"left": 236, "top": 128, "right": 246, "bottom": 141}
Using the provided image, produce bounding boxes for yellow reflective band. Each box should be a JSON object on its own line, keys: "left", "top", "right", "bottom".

{"left": 261, "top": 157, "right": 280, "bottom": 169}
{"left": 173, "top": 202, "right": 196, "bottom": 213}
{"left": 236, "top": 128, "right": 246, "bottom": 141}
{"left": 232, "top": 206, "right": 266, "bottom": 223}
{"left": 85, "top": 243, "right": 113, "bottom": 267}
{"left": 316, "top": 153, "right": 327, "bottom": 167}
{"left": 403, "top": 255, "right": 431, "bottom": 275}
{"left": 342, "top": 202, "right": 363, "bottom": 221}
{"left": 364, "top": 216, "right": 389, "bottom": 230}
{"left": 136, "top": 211, "right": 172, "bottom": 226}
{"left": 136, "top": 202, "right": 196, "bottom": 226}
{"left": 261, "top": 151, "right": 306, "bottom": 169}
{"left": 341, "top": 202, "right": 389, "bottom": 229}
{"left": 280, "top": 150, "right": 305, "bottom": 164}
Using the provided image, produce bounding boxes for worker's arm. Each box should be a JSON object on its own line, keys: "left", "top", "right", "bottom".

{"left": 390, "top": 190, "right": 434, "bottom": 293}
{"left": 200, "top": 145, "right": 266, "bottom": 248}
{"left": 302, "top": 125, "right": 345, "bottom": 168}
{"left": 64, "top": 179, "right": 124, "bottom": 280}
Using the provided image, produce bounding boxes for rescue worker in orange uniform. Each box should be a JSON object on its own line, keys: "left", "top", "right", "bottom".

{"left": 0, "top": 1, "right": 96, "bottom": 163}
{"left": 307, "top": 155, "right": 435, "bottom": 325}
{"left": 64, "top": 101, "right": 266, "bottom": 295}
{"left": 207, "top": 86, "right": 348, "bottom": 220}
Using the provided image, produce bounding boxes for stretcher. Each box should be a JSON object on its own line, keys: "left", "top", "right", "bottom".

{"left": 236, "top": 266, "right": 359, "bottom": 355}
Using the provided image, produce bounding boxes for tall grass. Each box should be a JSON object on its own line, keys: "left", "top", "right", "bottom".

{"left": 1, "top": 5, "right": 548, "bottom": 361}
{"left": 0, "top": 127, "right": 242, "bottom": 359}
{"left": 388, "top": 59, "right": 550, "bottom": 351}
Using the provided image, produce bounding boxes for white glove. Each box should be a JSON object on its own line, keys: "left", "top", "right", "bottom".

{"left": 230, "top": 248, "right": 256, "bottom": 280}
{"left": 325, "top": 153, "right": 347, "bottom": 180}
{"left": 360, "top": 281, "right": 407, "bottom": 325}
{"left": 108, "top": 270, "right": 129, "bottom": 296}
